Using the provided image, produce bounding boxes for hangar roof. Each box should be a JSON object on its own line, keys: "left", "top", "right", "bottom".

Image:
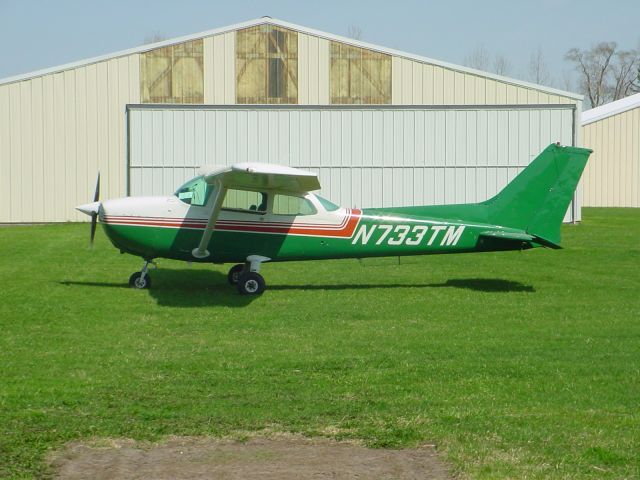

{"left": 582, "top": 92, "right": 640, "bottom": 125}
{"left": 0, "top": 16, "right": 582, "bottom": 100}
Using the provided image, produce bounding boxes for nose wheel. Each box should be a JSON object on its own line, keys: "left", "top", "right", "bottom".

{"left": 129, "top": 260, "right": 155, "bottom": 289}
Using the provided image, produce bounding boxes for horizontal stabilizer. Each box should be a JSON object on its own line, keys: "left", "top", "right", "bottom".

{"left": 479, "top": 230, "right": 562, "bottom": 249}
{"left": 480, "top": 231, "right": 535, "bottom": 242}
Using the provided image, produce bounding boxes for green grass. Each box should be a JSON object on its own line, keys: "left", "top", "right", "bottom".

{"left": 1, "top": 208, "right": 639, "bottom": 479}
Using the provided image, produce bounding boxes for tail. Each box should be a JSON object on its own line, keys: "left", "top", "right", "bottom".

{"left": 483, "top": 143, "right": 592, "bottom": 247}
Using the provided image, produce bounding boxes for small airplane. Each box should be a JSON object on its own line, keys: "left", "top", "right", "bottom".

{"left": 77, "top": 143, "right": 591, "bottom": 295}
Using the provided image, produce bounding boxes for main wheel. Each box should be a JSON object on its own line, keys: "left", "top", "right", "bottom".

{"left": 129, "top": 271, "right": 151, "bottom": 289}
{"left": 236, "top": 272, "right": 266, "bottom": 295}
{"left": 227, "top": 264, "right": 245, "bottom": 285}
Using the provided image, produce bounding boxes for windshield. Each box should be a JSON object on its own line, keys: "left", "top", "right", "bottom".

{"left": 315, "top": 195, "right": 340, "bottom": 212}
{"left": 175, "top": 176, "right": 214, "bottom": 206}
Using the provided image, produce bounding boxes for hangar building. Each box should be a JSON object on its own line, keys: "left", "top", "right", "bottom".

{"left": 0, "top": 17, "right": 583, "bottom": 223}
{"left": 582, "top": 92, "right": 640, "bottom": 207}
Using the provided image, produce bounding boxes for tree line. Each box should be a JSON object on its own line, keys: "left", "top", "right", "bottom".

{"left": 345, "top": 25, "right": 638, "bottom": 109}
{"left": 463, "top": 43, "right": 639, "bottom": 108}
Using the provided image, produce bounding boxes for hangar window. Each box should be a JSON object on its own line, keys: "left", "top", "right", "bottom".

{"left": 272, "top": 194, "right": 316, "bottom": 216}
{"left": 330, "top": 42, "right": 391, "bottom": 104}
{"left": 222, "top": 189, "right": 267, "bottom": 214}
{"left": 236, "top": 25, "right": 298, "bottom": 104}
{"left": 140, "top": 39, "right": 204, "bottom": 103}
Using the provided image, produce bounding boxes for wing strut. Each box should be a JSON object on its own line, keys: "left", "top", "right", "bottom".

{"left": 192, "top": 179, "right": 227, "bottom": 259}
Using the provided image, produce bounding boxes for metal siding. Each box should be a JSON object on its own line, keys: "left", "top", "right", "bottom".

{"left": 298, "top": 33, "right": 330, "bottom": 104}
{"left": 204, "top": 32, "right": 235, "bottom": 104}
{"left": 0, "top": 84, "right": 11, "bottom": 221}
{"left": 128, "top": 105, "right": 577, "bottom": 221}
{"left": 1, "top": 23, "right": 584, "bottom": 223}
{"left": 0, "top": 53, "right": 139, "bottom": 222}
{"left": 583, "top": 106, "right": 640, "bottom": 207}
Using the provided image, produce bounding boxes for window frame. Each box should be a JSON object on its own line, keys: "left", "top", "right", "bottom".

{"left": 140, "top": 39, "right": 204, "bottom": 104}
{"left": 235, "top": 25, "right": 299, "bottom": 104}
{"left": 174, "top": 176, "right": 215, "bottom": 207}
{"left": 329, "top": 41, "right": 392, "bottom": 105}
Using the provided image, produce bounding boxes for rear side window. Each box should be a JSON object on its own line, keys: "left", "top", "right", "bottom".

{"left": 316, "top": 195, "right": 340, "bottom": 212}
{"left": 222, "top": 189, "right": 267, "bottom": 213}
{"left": 272, "top": 194, "right": 316, "bottom": 215}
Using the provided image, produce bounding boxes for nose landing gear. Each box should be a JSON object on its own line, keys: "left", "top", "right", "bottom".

{"left": 129, "top": 260, "right": 156, "bottom": 289}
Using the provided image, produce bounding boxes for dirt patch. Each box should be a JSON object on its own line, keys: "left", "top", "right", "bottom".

{"left": 49, "top": 435, "right": 453, "bottom": 479}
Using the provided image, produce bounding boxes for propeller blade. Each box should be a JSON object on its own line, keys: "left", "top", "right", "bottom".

{"left": 90, "top": 212, "right": 98, "bottom": 246}
{"left": 89, "top": 172, "right": 100, "bottom": 247}
{"left": 93, "top": 172, "right": 100, "bottom": 202}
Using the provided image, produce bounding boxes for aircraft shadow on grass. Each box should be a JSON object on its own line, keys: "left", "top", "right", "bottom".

{"left": 61, "top": 272, "right": 534, "bottom": 308}
{"left": 60, "top": 270, "right": 255, "bottom": 308}
{"left": 270, "top": 278, "right": 535, "bottom": 293}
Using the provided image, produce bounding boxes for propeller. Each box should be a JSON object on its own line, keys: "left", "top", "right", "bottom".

{"left": 90, "top": 173, "right": 100, "bottom": 246}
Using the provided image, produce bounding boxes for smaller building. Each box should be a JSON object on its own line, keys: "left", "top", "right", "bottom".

{"left": 582, "top": 93, "right": 640, "bottom": 207}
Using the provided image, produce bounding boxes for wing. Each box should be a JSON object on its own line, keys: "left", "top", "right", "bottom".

{"left": 201, "top": 163, "right": 320, "bottom": 194}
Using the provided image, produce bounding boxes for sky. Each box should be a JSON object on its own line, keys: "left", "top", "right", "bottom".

{"left": 1, "top": 0, "right": 638, "bottom": 91}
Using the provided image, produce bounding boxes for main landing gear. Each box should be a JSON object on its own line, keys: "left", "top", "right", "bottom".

{"left": 227, "top": 255, "right": 270, "bottom": 295}
{"left": 127, "top": 256, "right": 269, "bottom": 295}
{"left": 129, "top": 260, "right": 155, "bottom": 289}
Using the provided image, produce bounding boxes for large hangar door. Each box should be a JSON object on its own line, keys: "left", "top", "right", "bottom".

{"left": 127, "top": 104, "right": 578, "bottom": 221}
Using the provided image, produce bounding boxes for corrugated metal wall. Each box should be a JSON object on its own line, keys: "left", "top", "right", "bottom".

{"left": 298, "top": 33, "right": 330, "bottom": 104}
{"left": 582, "top": 107, "right": 640, "bottom": 207}
{"left": 127, "top": 105, "right": 577, "bottom": 221}
{"left": 203, "top": 31, "right": 235, "bottom": 104}
{"left": 0, "top": 56, "right": 140, "bottom": 222}
{"left": 0, "top": 20, "right": 581, "bottom": 223}
{"left": 391, "top": 57, "right": 577, "bottom": 106}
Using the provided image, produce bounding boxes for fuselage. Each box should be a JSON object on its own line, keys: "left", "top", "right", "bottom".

{"left": 98, "top": 193, "right": 532, "bottom": 263}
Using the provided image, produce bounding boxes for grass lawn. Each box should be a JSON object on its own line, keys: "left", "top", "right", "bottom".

{"left": 0, "top": 207, "right": 638, "bottom": 479}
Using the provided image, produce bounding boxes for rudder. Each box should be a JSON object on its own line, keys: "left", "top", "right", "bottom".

{"left": 483, "top": 144, "right": 592, "bottom": 246}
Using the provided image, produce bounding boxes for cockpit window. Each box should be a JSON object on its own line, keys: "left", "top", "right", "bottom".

{"left": 316, "top": 195, "right": 340, "bottom": 212}
{"left": 175, "top": 176, "right": 214, "bottom": 206}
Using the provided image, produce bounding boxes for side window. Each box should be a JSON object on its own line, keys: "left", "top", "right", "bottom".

{"left": 316, "top": 195, "right": 340, "bottom": 212}
{"left": 222, "top": 189, "right": 267, "bottom": 213}
{"left": 272, "top": 194, "right": 316, "bottom": 216}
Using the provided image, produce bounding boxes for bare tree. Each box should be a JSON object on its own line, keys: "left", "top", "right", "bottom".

{"left": 464, "top": 46, "right": 512, "bottom": 76}
{"left": 346, "top": 24, "right": 363, "bottom": 40}
{"left": 528, "top": 47, "right": 553, "bottom": 86}
{"left": 565, "top": 42, "right": 639, "bottom": 107}
{"left": 143, "top": 32, "right": 168, "bottom": 45}
{"left": 633, "top": 66, "right": 640, "bottom": 93}
{"left": 464, "top": 45, "right": 491, "bottom": 71}
{"left": 611, "top": 49, "right": 639, "bottom": 99}
{"left": 560, "top": 69, "right": 575, "bottom": 92}
{"left": 492, "top": 54, "right": 512, "bottom": 76}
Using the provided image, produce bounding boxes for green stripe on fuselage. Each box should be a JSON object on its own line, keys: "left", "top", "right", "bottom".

{"left": 102, "top": 209, "right": 534, "bottom": 263}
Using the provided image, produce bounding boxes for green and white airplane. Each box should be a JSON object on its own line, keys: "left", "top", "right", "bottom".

{"left": 77, "top": 143, "right": 591, "bottom": 295}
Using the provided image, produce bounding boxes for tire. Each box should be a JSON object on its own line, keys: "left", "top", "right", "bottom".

{"left": 227, "top": 264, "right": 245, "bottom": 285}
{"left": 236, "top": 272, "right": 266, "bottom": 295}
{"left": 129, "top": 271, "right": 151, "bottom": 289}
